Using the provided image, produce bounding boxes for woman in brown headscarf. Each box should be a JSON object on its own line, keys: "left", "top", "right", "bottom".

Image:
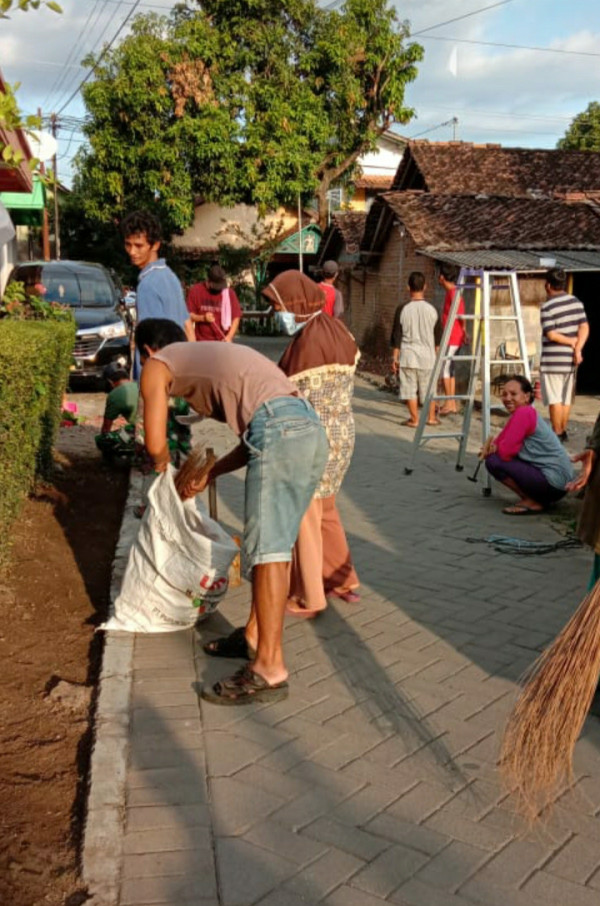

{"left": 263, "top": 269, "right": 360, "bottom": 616}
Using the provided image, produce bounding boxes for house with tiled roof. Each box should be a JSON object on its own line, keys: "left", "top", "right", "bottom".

{"left": 345, "top": 141, "right": 600, "bottom": 392}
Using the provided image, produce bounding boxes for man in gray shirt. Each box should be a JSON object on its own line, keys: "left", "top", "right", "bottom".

{"left": 391, "top": 271, "right": 441, "bottom": 427}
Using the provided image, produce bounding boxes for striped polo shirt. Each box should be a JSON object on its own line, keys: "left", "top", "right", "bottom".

{"left": 540, "top": 293, "right": 587, "bottom": 374}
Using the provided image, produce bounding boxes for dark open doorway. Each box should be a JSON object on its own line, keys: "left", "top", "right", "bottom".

{"left": 573, "top": 271, "right": 600, "bottom": 395}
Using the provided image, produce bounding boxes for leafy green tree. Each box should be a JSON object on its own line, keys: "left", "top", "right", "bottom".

{"left": 558, "top": 102, "right": 600, "bottom": 152}
{"left": 0, "top": 0, "right": 61, "bottom": 15}
{"left": 74, "top": 0, "right": 422, "bottom": 235}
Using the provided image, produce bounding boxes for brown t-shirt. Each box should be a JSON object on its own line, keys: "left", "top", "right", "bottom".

{"left": 152, "top": 342, "right": 299, "bottom": 437}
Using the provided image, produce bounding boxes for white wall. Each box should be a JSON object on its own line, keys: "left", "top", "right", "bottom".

{"left": 172, "top": 203, "right": 298, "bottom": 252}
{"left": 0, "top": 236, "right": 16, "bottom": 294}
{"left": 357, "top": 139, "right": 404, "bottom": 177}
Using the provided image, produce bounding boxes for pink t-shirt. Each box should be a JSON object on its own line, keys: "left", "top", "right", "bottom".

{"left": 495, "top": 405, "right": 537, "bottom": 460}
{"left": 152, "top": 342, "right": 298, "bottom": 437}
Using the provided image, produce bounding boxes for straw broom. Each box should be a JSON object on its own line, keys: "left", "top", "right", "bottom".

{"left": 500, "top": 579, "right": 600, "bottom": 821}
{"left": 174, "top": 447, "right": 216, "bottom": 500}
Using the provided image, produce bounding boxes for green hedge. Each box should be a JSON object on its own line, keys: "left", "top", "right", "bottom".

{"left": 0, "top": 319, "right": 76, "bottom": 565}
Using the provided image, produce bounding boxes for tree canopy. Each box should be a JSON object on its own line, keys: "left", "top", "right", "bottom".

{"left": 558, "top": 101, "right": 600, "bottom": 152}
{"left": 73, "top": 0, "right": 423, "bottom": 235}
{"left": 0, "top": 0, "right": 61, "bottom": 14}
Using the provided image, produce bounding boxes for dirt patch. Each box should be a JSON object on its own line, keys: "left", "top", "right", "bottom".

{"left": 0, "top": 430, "right": 129, "bottom": 906}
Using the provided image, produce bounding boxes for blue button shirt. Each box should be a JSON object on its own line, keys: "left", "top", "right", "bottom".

{"left": 135, "top": 259, "right": 188, "bottom": 378}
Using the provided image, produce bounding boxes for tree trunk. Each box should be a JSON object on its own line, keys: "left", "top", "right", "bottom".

{"left": 315, "top": 134, "right": 384, "bottom": 231}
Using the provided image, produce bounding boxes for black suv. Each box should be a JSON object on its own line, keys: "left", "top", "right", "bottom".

{"left": 9, "top": 260, "right": 131, "bottom": 381}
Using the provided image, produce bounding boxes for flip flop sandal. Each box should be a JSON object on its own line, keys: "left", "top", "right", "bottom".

{"left": 327, "top": 590, "right": 361, "bottom": 603}
{"left": 200, "top": 664, "right": 289, "bottom": 706}
{"left": 285, "top": 603, "right": 322, "bottom": 619}
{"left": 502, "top": 505, "right": 543, "bottom": 516}
{"left": 202, "top": 626, "right": 256, "bottom": 660}
{"left": 401, "top": 420, "right": 419, "bottom": 428}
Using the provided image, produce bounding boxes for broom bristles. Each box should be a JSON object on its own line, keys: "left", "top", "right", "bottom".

{"left": 174, "top": 447, "right": 216, "bottom": 500}
{"left": 500, "top": 579, "right": 600, "bottom": 822}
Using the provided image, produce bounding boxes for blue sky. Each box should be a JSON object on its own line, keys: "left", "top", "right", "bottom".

{"left": 400, "top": 0, "right": 600, "bottom": 147}
{"left": 1, "top": 0, "right": 599, "bottom": 184}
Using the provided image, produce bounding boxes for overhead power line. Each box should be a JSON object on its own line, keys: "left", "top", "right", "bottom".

{"left": 408, "top": 118, "right": 458, "bottom": 139}
{"left": 412, "top": 0, "right": 516, "bottom": 37}
{"left": 52, "top": 1, "right": 117, "bottom": 114}
{"left": 56, "top": 0, "right": 144, "bottom": 116}
{"left": 421, "top": 33, "right": 600, "bottom": 59}
{"left": 41, "top": 0, "right": 106, "bottom": 111}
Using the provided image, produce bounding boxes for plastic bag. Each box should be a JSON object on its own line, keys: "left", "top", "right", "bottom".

{"left": 103, "top": 467, "right": 238, "bottom": 632}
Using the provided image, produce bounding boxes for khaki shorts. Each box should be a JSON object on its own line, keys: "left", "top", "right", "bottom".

{"left": 540, "top": 371, "right": 575, "bottom": 406}
{"left": 399, "top": 367, "right": 432, "bottom": 402}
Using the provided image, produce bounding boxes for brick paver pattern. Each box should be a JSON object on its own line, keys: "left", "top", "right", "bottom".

{"left": 94, "top": 356, "right": 600, "bottom": 906}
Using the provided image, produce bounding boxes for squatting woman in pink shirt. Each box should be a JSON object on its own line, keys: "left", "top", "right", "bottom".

{"left": 483, "top": 376, "right": 574, "bottom": 515}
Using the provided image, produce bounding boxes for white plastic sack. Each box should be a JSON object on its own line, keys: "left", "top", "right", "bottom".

{"left": 104, "top": 467, "right": 238, "bottom": 632}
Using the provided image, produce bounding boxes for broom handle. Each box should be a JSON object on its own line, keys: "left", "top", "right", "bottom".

{"left": 207, "top": 446, "right": 218, "bottom": 520}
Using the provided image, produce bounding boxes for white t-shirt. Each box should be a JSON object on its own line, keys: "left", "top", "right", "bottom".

{"left": 399, "top": 300, "right": 439, "bottom": 370}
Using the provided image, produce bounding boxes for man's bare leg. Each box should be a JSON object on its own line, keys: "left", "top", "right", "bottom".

{"left": 249, "top": 562, "right": 289, "bottom": 685}
{"left": 440, "top": 377, "right": 458, "bottom": 414}
{"left": 405, "top": 398, "right": 419, "bottom": 425}
{"left": 549, "top": 402, "right": 567, "bottom": 435}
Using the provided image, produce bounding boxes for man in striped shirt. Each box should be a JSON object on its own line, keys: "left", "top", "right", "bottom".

{"left": 540, "top": 268, "right": 589, "bottom": 442}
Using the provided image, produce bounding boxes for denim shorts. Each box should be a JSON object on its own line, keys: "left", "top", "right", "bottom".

{"left": 243, "top": 396, "right": 329, "bottom": 573}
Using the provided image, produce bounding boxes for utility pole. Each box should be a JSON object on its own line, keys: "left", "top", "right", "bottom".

{"left": 297, "top": 195, "right": 304, "bottom": 273}
{"left": 452, "top": 117, "right": 459, "bottom": 141}
{"left": 38, "top": 107, "right": 51, "bottom": 261}
{"left": 50, "top": 112, "right": 60, "bottom": 259}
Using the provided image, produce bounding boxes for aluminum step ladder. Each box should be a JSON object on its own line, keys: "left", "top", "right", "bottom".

{"left": 404, "top": 268, "right": 531, "bottom": 495}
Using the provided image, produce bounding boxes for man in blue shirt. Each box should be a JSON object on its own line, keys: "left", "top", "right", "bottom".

{"left": 121, "top": 210, "right": 194, "bottom": 377}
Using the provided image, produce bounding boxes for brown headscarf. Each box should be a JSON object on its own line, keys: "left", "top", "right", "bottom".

{"left": 262, "top": 270, "right": 325, "bottom": 316}
{"left": 262, "top": 270, "right": 358, "bottom": 379}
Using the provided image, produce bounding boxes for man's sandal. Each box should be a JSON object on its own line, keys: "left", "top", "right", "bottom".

{"left": 202, "top": 626, "right": 256, "bottom": 660}
{"left": 200, "top": 664, "right": 289, "bottom": 706}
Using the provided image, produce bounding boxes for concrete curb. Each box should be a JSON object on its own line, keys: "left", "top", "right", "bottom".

{"left": 81, "top": 469, "right": 145, "bottom": 906}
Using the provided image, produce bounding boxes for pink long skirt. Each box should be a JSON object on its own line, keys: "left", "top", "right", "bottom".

{"left": 287, "top": 495, "right": 359, "bottom": 616}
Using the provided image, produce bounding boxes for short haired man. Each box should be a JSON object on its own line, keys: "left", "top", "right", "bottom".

{"left": 95, "top": 362, "right": 139, "bottom": 461}
{"left": 391, "top": 271, "right": 441, "bottom": 427}
{"left": 540, "top": 268, "right": 589, "bottom": 442}
{"left": 319, "top": 260, "right": 344, "bottom": 318}
{"left": 136, "top": 318, "right": 328, "bottom": 705}
{"left": 121, "top": 211, "right": 194, "bottom": 377}
{"left": 186, "top": 264, "right": 242, "bottom": 342}
{"left": 100, "top": 362, "right": 139, "bottom": 433}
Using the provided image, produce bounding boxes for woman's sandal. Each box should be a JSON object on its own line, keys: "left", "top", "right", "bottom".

{"left": 200, "top": 664, "right": 289, "bottom": 706}
{"left": 202, "top": 626, "right": 256, "bottom": 660}
{"left": 285, "top": 603, "right": 322, "bottom": 619}
{"left": 327, "top": 590, "right": 361, "bottom": 603}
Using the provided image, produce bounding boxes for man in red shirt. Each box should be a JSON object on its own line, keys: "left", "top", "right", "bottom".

{"left": 186, "top": 264, "right": 242, "bottom": 342}
{"left": 319, "top": 260, "right": 344, "bottom": 318}
{"left": 438, "top": 263, "right": 467, "bottom": 416}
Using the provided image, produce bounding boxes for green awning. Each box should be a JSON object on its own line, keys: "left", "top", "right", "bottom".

{"left": 276, "top": 224, "right": 321, "bottom": 255}
{"left": 0, "top": 178, "right": 45, "bottom": 226}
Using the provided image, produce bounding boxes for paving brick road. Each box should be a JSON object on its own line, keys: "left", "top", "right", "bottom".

{"left": 83, "top": 346, "right": 600, "bottom": 906}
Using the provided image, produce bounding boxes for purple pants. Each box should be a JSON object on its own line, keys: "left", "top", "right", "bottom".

{"left": 485, "top": 453, "right": 565, "bottom": 507}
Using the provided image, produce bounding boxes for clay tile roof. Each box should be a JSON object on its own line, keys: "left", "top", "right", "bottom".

{"left": 354, "top": 174, "right": 394, "bottom": 190}
{"left": 329, "top": 211, "right": 367, "bottom": 254}
{"left": 391, "top": 141, "right": 600, "bottom": 197}
{"left": 380, "top": 192, "right": 600, "bottom": 251}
